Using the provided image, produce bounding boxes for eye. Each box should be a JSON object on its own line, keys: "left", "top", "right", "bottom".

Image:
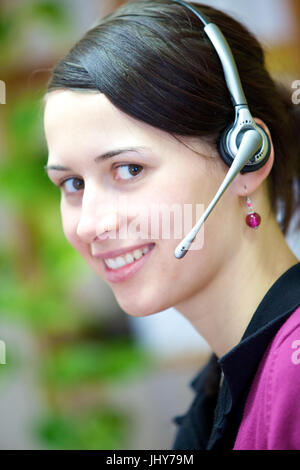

{"left": 59, "top": 177, "right": 84, "bottom": 194}
{"left": 58, "top": 163, "right": 143, "bottom": 194}
{"left": 113, "top": 164, "right": 143, "bottom": 181}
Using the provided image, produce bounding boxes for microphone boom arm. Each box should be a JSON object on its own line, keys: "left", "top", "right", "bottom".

{"left": 174, "top": 130, "right": 262, "bottom": 259}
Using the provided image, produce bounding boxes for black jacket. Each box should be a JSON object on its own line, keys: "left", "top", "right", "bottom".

{"left": 172, "top": 261, "right": 300, "bottom": 450}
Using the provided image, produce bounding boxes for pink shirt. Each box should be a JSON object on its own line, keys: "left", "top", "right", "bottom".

{"left": 233, "top": 305, "right": 300, "bottom": 450}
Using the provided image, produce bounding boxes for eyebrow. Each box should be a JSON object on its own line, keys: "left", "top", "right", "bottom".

{"left": 44, "top": 147, "right": 149, "bottom": 173}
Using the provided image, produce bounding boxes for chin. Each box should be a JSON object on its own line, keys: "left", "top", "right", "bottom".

{"left": 113, "top": 290, "right": 171, "bottom": 318}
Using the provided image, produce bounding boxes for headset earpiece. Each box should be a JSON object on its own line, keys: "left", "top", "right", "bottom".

{"left": 218, "top": 122, "right": 271, "bottom": 174}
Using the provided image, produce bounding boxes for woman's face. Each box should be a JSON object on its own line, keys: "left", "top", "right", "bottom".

{"left": 44, "top": 90, "right": 237, "bottom": 317}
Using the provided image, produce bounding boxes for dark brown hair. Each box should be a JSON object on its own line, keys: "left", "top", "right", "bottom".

{"left": 46, "top": 0, "right": 300, "bottom": 235}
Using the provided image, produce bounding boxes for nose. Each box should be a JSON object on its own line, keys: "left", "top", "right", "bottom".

{"left": 76, "top": 190, "right": 120, "bottom": 244}
{"left": 77, "top": 212, "right": 120, "bottom": 243}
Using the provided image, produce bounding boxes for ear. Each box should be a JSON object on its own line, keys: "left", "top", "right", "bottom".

{"left": 230, "top": 117, "right": 275, "bottom": 197}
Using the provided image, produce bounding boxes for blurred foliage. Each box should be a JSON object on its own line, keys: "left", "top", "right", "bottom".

{"left": 41, "top": 339, "right": 154, "bottom": 390}
{"left": 33, "top": 406, "right": 130, "bottom": 450}
{"left": 0, "top": 0, "right": 72, "bottom": 70}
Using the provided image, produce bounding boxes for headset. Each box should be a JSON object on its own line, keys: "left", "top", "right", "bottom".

{"left": 170, "top": 0, "right": 271, "bottom": 259}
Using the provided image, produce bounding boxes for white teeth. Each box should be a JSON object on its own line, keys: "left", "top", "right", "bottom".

{"left": 133, "top": 249, "right": 143, "bottom": 260}
{"left": 125, "top": 253, "right": 134, "bottom": 264}
{"left": 115, "top": 256, "right": 126, "bottom": 268}
{"left": 104, "top": 244, "right": 153, "bottom": 270}
{"left": 105, "top": 258, "right": 118, "bottom": 269}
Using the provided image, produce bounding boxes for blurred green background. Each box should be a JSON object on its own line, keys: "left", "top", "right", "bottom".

{"left": 0, "top": 0, "right": 299, "bottom": 450}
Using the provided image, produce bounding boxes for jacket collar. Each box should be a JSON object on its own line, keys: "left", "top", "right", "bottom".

{"left": 218, "top": 261, "right": 300, "bottom": 407}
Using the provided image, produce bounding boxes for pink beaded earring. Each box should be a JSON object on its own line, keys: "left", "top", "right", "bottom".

{"left": 244, "top": 186, "right": 261, "bottom": 229}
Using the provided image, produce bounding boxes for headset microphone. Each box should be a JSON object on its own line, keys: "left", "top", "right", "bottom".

{"left": 171, "top": 0, "right": 271, "bottom": 259}
{"left": 174, "top": 130, "right": 262, "bottom": 258}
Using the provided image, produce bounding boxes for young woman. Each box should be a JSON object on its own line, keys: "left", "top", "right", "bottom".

{"left": 43, "top": 0, "right": 300, "bottom": 450}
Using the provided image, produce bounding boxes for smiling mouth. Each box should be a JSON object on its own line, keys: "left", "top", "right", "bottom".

{"left": 103, "top": 243, "right": 155, "bottom": 270}
{"left": 101, "top": 243, "right": 156, "bottom": 284}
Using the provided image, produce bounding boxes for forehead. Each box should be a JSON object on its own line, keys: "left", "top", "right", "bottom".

{"left": 43, "top": 89, "right": 178, "bottom": 158}
{"left": 44, "top": 89, "right": 129, "bottom": 134}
